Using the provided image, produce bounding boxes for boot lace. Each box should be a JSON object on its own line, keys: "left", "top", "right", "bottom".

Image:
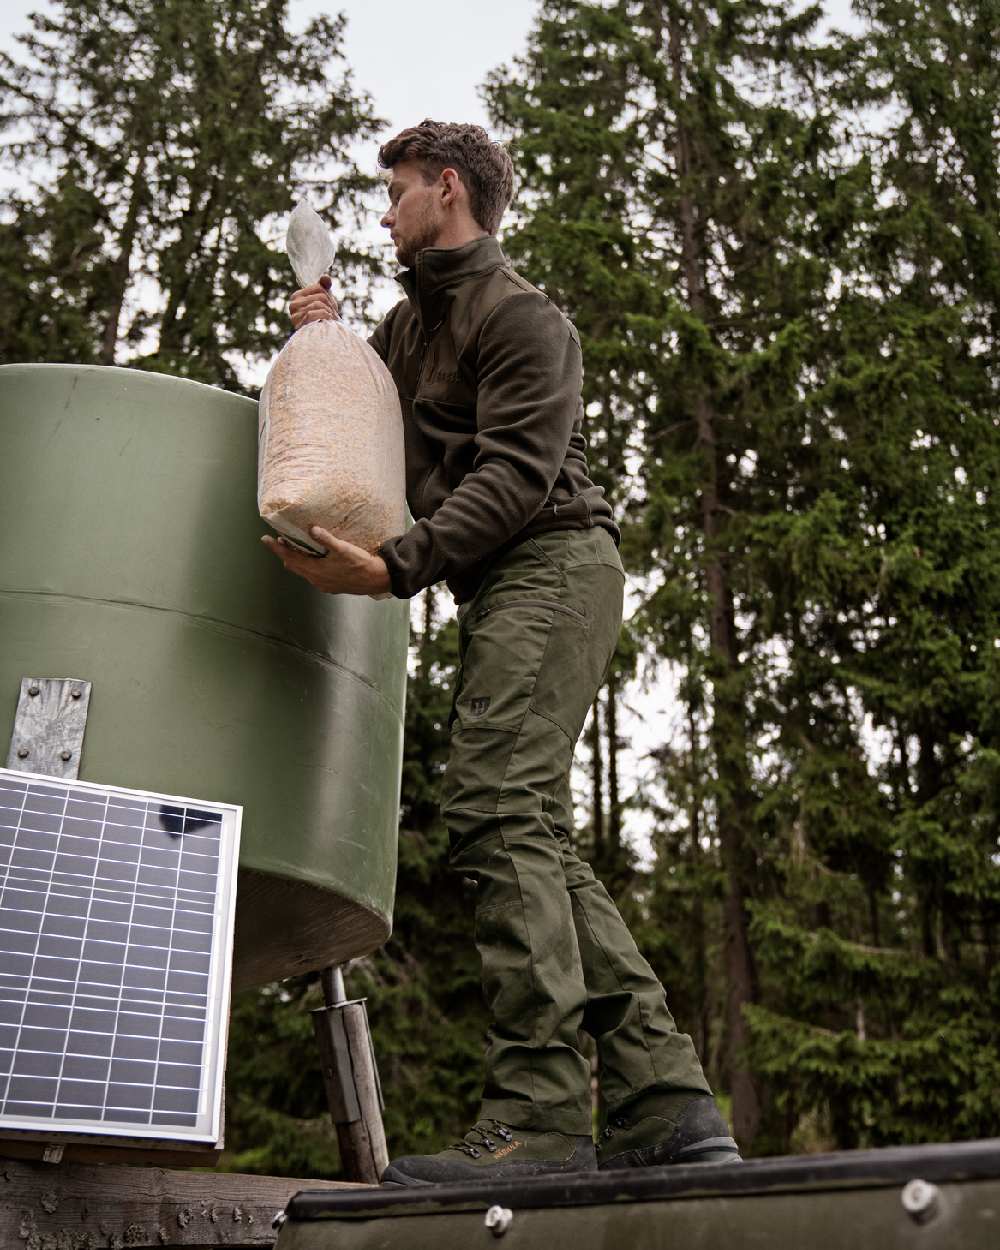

{"left": 450, "top": 1119, "right": 515, "bottom": 1159}
{"left": 601, "top": 1115, "right": 628, "bottom": 1141}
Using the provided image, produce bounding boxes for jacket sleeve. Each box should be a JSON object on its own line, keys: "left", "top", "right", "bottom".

{"left": 377, "top": 291, "right": 581, "bottom": 599}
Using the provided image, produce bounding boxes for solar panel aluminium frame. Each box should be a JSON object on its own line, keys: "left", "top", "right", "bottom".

{"left": 0, "top": 767, "right": 242, "bottom": 1145}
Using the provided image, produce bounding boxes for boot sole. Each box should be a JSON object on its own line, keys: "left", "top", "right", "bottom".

{"left": 381, "top": 1170, "right": 433, "bottom": 1187}
{"left": 382, "top": 1155, "right": 598, "bottom": 1187}
{"left": 599, "top": 1135, "right": 742, "bottom": 1171}
{"left": 673, "top": 1136, "right": 742, "bottom": 1164}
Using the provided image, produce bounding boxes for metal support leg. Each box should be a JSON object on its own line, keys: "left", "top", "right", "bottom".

{"left": 312, "top": 965, "right": 388, "bottom": 1184}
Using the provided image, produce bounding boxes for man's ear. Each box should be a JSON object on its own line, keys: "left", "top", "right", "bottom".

{"left": 439, "top": 166, "right": 463, "bottom": 206}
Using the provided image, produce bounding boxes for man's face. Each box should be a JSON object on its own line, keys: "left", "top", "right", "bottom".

{"left": 380, "top": 161, "right": 445, "bottom": 268}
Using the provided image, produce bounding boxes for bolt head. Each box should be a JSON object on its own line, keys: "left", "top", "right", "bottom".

{"left": 485, "top": 1205, "right": 513, "bottom": 1236}
{"left": 902, "top": 1178, "right": 939, "bottom": 1221}
{"left": 71, "top": 689, "right": 82, "bottom": 700}
{"left": 60, "top": 750, "right": 72, "bottom": 762}
{"left": 28, "top": 686, "right": 39, "bottom": 697}
{"left": 16, "top": 747, "right": 29, "bottom": 759}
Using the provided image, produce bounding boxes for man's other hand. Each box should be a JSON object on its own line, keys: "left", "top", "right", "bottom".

{"left": 289, "top": 274, "right": 339, "bottom": 329}
{"left": 262, "top": 526, "right": 391, "bottom": 597}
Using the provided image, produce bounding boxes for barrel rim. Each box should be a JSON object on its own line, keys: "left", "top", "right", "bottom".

{"left": 284, "top": 1137, "right": 1000, "bottom": 1220}
{"left": 0, "top": 361, "right": 256, "bottom": 405}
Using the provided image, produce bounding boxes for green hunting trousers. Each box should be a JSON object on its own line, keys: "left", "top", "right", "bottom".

{"left": 442, "top": 529, "right": 710, "bottom": 1136}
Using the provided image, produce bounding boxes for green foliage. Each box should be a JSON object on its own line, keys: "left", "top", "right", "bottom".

{"left": 220, "top": 977, "right": 340, "bottom": 1177}
{"left": 738, "top": 0, "right": 1000, "bottom": 1152}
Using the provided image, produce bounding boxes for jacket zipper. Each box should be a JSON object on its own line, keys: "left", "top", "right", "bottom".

{"left": 477, "top": 598, "right": 588, "bottom": 624}
{"left": 417, "top": 334, "right": 428, "bottom": 389}
{"left": 416, "top": 318, "right": 443, "bottom": 392}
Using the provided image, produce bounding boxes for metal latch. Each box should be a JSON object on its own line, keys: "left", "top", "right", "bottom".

{"left": 485, "top": 1205, "right": 513, "bottom": 1237}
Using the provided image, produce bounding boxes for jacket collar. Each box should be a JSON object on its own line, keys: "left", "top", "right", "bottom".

{"left": 397, "top": 236, "right": 507, "bottom": 335}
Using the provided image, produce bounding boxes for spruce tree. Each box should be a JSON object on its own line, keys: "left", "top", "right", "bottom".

{"left": 744, "top": 0, "right": 1000, "bottom": 1148}
{"left": 0, "top": 0, "right": 382, "bottom": 386}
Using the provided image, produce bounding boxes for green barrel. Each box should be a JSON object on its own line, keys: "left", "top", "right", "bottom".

{"left": 0, "top": 364, "right": 408, "bottom": 989}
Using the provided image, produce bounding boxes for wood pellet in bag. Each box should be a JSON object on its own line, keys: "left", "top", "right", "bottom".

{"left": 258, "top": 203, "right": 405, "bottom": 559}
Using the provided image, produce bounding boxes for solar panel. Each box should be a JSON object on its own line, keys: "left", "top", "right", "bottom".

{"left": 0, "top": 766, "right": 241, "bottom": 1144}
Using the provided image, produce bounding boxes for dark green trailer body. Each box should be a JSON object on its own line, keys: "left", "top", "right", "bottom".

{"left": 0, "top": 363, "right": 409, "bottom": 989}
{"left": 276, "top": 1139, "right": 1000, "bottom": 1249}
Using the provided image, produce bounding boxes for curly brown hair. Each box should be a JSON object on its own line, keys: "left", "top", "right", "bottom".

{"left": 378, "top": 119, "right": 514, "bottom": 236}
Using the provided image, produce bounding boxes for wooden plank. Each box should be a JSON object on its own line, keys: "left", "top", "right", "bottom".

{"left": 0, "top": 1156, "right": 365, "bottom": 1249}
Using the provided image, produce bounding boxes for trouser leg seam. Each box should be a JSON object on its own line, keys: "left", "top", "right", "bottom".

{"left": 574, "top": 891, "right": 658, "bottom": 1089}
{"left": 526, "top": 704, "right": 574, "bottom": 743}
{"left": 492, "top": 710, "right": 546, "bottom": 1111}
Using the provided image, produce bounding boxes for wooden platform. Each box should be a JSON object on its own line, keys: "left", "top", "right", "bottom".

{"left": 0, "top": 1156, "right": 363, "bottom": 1249}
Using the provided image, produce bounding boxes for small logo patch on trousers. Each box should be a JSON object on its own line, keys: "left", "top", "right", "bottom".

{"left": 469, "top": 697, "right": 491, "bottom": 718}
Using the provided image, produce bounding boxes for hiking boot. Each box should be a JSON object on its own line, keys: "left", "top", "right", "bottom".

{"left": 597, "top": 1091, "right": 742, "bottom": 1170}
{"left": 381, "top": 1118, "right": 596, "bottom": 1186}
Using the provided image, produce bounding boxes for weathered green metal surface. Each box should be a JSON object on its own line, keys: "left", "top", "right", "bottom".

{"left": 276, "top": 1140, "right": 1000, "bottom": 1250}
{"left": 0, "top": 364, "right": 409, "bottom": 988}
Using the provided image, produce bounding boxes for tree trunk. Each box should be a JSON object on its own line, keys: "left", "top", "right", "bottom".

{"left": 590, "top": 694, "right": 605, "bottom": 863}
{"left": 156, "top": 176, "right": 225, "bottom": 357}
{"left": 98, "top": 152, "right": 148, "bottom": 364}
{"left": 606, "top": 669, "right": 622, "bottom": 865}
{"left": 666, "top": 4, "right": 761, "bottom": 1148}
{"left": 420, "top": 586, "right": 435, "bottom": 667}
{"left": 916, "top": 732, "right": 946, "bottom": 961}
{"left": 868, "top": 886, "right": 881, "bottom": 948}
{"left": 687, "top": 689, "right": 710, "bottom": 1062}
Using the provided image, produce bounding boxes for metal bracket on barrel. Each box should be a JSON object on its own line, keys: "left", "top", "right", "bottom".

{"left": 6, "top": 677, "right": 92, "bottom": 779}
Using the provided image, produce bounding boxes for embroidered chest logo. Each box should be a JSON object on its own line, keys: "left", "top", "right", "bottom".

{"left": 431, "top": 368, "right": 460, "bottom": 383}
{"left": 468, "top": 697, "right": 491, "bottom": 718}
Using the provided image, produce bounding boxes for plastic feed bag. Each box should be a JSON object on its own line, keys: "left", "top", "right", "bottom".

{"left": 258, "top": 203, "right": 405, "bottom": 562}
{"left": 285, "top": 201, "right": 336, "bottom": 289}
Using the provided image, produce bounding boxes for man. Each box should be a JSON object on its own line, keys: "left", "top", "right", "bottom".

{"left": 271, "top": 120, "right": 739, "bottom": 1185}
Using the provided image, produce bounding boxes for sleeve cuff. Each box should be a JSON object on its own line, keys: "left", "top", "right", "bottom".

{"left": 377, "top": 536, "right": 420, "bottom": 599}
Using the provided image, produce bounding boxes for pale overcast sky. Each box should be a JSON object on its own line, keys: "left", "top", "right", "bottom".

{"left": 0, "top": 0, "right": 546, "bottom": 137}
{"left": 2, "top": 0, "right": 859, "bottom": 144}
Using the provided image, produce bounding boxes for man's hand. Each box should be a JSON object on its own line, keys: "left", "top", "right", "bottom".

{"left": 262, "top": 526, "right": 392, "bottom": 597}
{"left": 289, "top": 274, "right": 340, "bottom": 330}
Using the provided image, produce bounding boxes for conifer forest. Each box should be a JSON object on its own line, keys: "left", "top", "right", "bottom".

{"left": 1, "top": 0, "right": 998, "bottom": 1170}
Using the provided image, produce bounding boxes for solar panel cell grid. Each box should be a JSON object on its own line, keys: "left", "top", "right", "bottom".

{"left": 0, "top": 770, "right": 240, "bottom": 1143}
